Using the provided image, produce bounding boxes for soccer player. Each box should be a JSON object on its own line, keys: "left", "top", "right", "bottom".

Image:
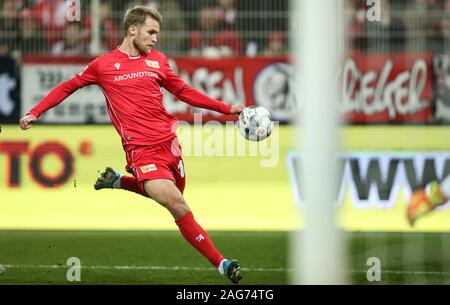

{"left": 19, "top": 6, "right": 245, "bottom": 284}
{"left": 407, "top": 175, "right": 450, "bottom": 226}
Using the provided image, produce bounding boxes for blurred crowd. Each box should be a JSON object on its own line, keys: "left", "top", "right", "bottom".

{"left": 0, "top": 0, "right": 288, "bottom": 57}
{"left": 347, "top": 0, "right": 450, "bottom": 54}
{"left": 1, "top": 0, "right": 450, "bottom": 57}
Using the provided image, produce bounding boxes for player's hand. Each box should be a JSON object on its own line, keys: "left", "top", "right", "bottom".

{"left": 19, "top": 114, "right": 37, "bottom": 130}
{"left": 230, "top": 104, "right": 246, "bottom": 114}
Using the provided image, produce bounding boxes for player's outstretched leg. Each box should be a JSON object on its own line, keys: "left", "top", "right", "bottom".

{"left": 143, "top": 179, "right": 243, "bottom": 284}
{"left": 94, "top": 167, "right": 149, "bottom": 197}
{"left": 407, "top": 181, "right": 448, "bottom": 226}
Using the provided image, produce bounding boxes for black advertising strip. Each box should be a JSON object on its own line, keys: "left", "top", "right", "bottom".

{"left": 0, "top": 55, "right": 20, "bottom": 124}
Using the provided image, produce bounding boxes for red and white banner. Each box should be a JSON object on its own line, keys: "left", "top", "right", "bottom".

{"left": 163, "top": 56, "right": 292, "bottom": 122}
{"left": 342, "top": 53, "right": 433, "bottom": 123}
{"left": 21, "top": 53, "right": 433, "bottom": 123}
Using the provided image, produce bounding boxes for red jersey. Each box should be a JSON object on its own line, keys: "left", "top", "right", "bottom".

{"left": 29, "top": 48, "right": 232, "bottom": 151}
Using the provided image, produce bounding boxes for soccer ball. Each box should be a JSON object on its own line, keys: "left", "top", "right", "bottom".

{"left": 237, "top": 105, "right": 273, "bottom": 142}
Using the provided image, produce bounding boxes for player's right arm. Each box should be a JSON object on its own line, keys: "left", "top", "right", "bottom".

{"left": 19, "top": 58, "right": 100, "bottom": 130}
{"left": 19, "top": 114, "right": 37, "bottom": 130}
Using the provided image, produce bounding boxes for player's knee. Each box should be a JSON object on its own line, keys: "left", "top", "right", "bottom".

{"left": 172, "top": 203, "right": 190, "bottom": 218}
{"left": 163, "top": 195, "right": 189, "bottom": 218}
{"left": 168, "top": 194, "right": 187, "bottom": 209}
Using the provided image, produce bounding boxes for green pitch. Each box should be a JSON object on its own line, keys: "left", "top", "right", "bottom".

{"left": 0, "top": 231, "right": 449, "bottom": 284}
{"left": 0, "top": 231, "right": 288, "bottom": 285}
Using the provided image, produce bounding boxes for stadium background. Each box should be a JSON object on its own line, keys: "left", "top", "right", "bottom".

{"left": 1, "top": 0, "right": 450, "bottom": 284}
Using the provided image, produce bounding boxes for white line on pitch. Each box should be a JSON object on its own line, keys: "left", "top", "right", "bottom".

{"left": 2, "top": 264, "right": 289, "bottom": 272}
{"left": 348, "top": 269, "right": 450, "bottom": 276}
{"left": 4, "top": 265, "right": 450, "bottom": 277}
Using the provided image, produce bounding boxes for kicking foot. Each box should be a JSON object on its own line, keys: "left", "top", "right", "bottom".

{"left": 94, "top": 167, "right": 121, "bottom": 190}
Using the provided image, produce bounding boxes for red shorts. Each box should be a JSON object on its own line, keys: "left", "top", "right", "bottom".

{"left": 125, "top": 137, "right": 186, "bottom": 193}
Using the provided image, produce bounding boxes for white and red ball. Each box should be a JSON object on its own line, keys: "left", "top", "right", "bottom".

{"left": 237, "top": 105, "right": 273, "bottom": 142}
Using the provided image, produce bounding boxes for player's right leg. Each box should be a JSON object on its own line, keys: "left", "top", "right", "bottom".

{"left": 407, "top": 179, "right": 449, "bottom": 226}
{"left": 94, "top": 167, "right": 121, "bottom": 190}
{"left": 94, "top": 167, "right": 149, "bottom": 197}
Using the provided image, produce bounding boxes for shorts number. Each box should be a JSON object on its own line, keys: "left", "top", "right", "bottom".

{"left": 178, "top": 160, "right": 185, "bottom": 178}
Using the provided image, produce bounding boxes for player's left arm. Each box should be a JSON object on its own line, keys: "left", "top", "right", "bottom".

{"left": 162, "top": 59, "right": 245, "bottom": 114}
{"left": 175, "top": 85, "right": 245, "bottom": 114}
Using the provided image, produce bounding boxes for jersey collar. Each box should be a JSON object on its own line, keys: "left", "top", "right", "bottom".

{"left": 117, "top": 47, "right": 151, "bottom": 59}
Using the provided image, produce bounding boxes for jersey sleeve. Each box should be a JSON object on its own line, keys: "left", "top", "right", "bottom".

{"left": 29, "top": 58, "right": 100, "bottom": 118}
{"left": 162, "top": 57, "right": 232, "bottom": 114}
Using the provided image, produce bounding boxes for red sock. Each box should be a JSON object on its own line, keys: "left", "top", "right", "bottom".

{"left": 119, "top": 176, "right": 149, "bottom": 198}
{"left": 175, "top": 212, "right": 224, "bottom": 267}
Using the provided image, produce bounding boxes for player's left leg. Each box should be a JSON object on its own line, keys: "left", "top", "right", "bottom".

{"left": 143, "top": 179, "right": 242, "bottom": 284}
{"left": 407, "top": 176, "right": 450, "bottom": 226}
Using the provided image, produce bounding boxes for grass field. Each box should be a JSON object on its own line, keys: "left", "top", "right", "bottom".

{"left": 0, "top": 230, "right": 450, "bottom": 284}
{"left": 0, "top": 231, "right": 288, "bottom": 285}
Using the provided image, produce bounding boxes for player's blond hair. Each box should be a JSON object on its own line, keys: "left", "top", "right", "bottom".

{"left": 123, "top": 6, "right": 162, "bottom": 34}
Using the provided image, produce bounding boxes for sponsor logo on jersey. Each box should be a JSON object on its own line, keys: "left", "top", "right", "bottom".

{"left": 140, "top": 164, "right": 157, "bottom": 173}
{"left": 114, "top": 63, "right": 121, "bottom": 70}
{"left": 145, "top": 60, "right": 160, "bottom": 69}
{"left": 114, "top": 71, "right": 159, "bottom": 82}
